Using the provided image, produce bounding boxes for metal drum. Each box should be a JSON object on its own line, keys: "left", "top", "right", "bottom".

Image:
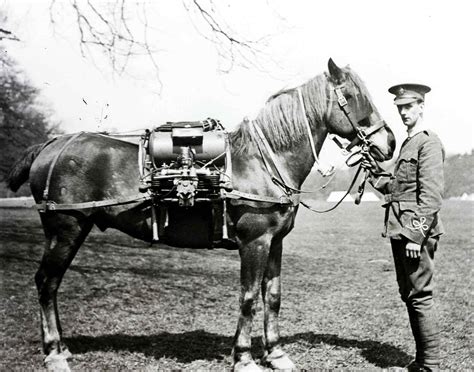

{"left": 149, "top": 129, "right": 227, "bottom": 167}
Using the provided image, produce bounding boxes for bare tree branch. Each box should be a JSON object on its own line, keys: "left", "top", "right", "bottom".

{"left": 46, "top": 0, "right": 277, "bottom": 88}
{"left": 182, "top": 0, "right": 275, "bottom": 73}
{"left": 0, "top": 27, "right": 20, "bottom": 42}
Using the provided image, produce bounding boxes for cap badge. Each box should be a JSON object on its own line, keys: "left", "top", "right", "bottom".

{"left": 397, "top": 87, "right": 405, "bottom": 96}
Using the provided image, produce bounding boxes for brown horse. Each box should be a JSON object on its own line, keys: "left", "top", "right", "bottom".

{"left": 7, "top": 59, "right": 395, "bottom": 371}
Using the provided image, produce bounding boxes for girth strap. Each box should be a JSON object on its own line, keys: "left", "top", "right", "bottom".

{"left": 37, "top": 195, "right": 151, "bottom": 212}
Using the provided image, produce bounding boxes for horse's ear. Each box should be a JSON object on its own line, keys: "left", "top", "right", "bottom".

{"left": 328, "top": 58, "right": 344, "bottom": 84}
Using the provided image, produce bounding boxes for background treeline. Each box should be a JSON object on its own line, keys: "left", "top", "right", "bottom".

{"left": 0, "top": 45, "right": 60, "bottom": 197}
{"left": 301, "top": 151, "right": 474, "bottom": 200}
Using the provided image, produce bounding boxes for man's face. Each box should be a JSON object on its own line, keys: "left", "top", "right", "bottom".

{"left": 397, "top": 101, "right": 424, "bottom": 129}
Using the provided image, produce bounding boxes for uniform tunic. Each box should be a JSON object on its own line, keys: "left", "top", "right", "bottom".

{"left": 371, "top": 129, "right": 445, "bottom": 243}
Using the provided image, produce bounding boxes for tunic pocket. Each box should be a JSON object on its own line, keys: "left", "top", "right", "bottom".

{"left": 396, "top": 157, "right": 418, "bottom": 183}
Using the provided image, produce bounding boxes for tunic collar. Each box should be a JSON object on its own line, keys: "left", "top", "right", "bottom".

{"left": 407, "top": 118, "right": 426, "bottom": 138}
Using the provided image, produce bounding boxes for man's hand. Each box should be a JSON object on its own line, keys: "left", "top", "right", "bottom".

{"left": 360, "top": 153, "right": 382, "bottom": 173}
{"left": 406, "top": 242, "right": 421, "bottom": 258}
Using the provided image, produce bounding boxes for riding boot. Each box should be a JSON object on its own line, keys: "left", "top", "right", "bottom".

{"left": 407, "top": 305, "right": 440, "bottom": 371}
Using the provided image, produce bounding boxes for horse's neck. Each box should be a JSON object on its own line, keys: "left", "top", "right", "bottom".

{"left": 279, "top": 126, "right": 328, "bottom": 188}
{"left": 283, "top": 83, "right": 330, "bottom": 187}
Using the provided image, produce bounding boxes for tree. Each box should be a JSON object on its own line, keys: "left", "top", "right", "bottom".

{"left": 0, "top": 45, "right": 58, "bottom": 188}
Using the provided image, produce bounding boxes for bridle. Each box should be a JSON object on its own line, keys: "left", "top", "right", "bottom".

{"left": 249, "top": 82, "right": 389, "bottom": 211}
{"left": 332, "top": 85, "right": 387, "bottom": 165}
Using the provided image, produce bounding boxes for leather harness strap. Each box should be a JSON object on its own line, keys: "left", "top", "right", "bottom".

{"left": 297, "top": 88, "right": 318, "bottom": 161}
{"left": 37, "top": 195, "right": 151, "bottom": 212}
{"left": 250, "top": 120, "right": 295, "bottom": 191}
{"left": 38, "top": 132, "right": 152, "bottom": 212}
{"left": 42, "top": 132, "right": 84, "bottom": 202}
{"left": 296, "top": 88, "right": 335, "bottom": 177}
{"left": 220, "top": 121, "right": 297, "bottom": 205}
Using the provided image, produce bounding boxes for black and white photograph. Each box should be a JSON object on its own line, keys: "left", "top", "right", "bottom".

{"left": 1, "top": 1, "right": 472, "bottom": 370}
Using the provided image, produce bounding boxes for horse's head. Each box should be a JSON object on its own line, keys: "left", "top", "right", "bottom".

{"left": 325, "top": 58, "right": 395, "bottom": 162}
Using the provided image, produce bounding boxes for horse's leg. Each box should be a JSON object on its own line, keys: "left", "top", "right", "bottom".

{"left": 233, "top": 237, "right": 270, "bottom": 372}
{"left": 36, "top": 213, "right": 92, "bottom": 372}
{"left": 261, "top": 238, "right": 296, "bottom": 370}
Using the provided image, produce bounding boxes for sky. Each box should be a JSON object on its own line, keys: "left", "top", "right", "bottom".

{"left": 3, "top": 0, "right": 473, "bottom": 169}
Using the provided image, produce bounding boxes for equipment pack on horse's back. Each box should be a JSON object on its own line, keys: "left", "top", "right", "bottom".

{"left": 138, "top": 118, "right": 236, "bottom": 248}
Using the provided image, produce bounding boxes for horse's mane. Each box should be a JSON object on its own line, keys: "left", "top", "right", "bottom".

{"left": 230, "top": 67, "right": 370, "bottom": 156}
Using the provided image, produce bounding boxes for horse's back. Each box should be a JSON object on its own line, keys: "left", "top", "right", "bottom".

{"left": 29, "top": 133, "right": 140, "bottom": 204}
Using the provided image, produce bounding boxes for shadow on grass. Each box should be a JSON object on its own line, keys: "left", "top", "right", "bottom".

{"left": 66, "top": 330, "right": 236, "bottom": 363}
{"left": 284, "top": 332, "right": 412, "bottom": 368}
{"left": 65, "top": 330, "right": 411, "bottom": 367}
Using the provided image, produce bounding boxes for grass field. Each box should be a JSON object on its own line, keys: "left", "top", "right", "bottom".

{"left": 0, "top": 201, "right": 472, "bottom": 370}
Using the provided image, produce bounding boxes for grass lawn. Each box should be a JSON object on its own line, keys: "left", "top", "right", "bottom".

{"left": 0, "top": 200, "right": 471, "bottom": 370}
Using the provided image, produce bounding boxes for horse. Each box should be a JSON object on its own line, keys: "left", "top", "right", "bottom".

{"left": 7, "top": 59, "right": 395, "bottom": 371}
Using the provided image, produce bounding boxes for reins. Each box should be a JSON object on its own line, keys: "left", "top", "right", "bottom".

{"left": 300, "top": 166, "right": 363, "bottom": 213}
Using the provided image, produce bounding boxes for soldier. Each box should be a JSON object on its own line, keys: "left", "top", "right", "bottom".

{"left": 362, "top": 83, "right": 444, "bottom": 371}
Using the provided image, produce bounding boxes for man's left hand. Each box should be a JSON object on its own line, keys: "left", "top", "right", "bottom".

{"left": 360, "top": 153, "right": 383, "bottom": 174}
{"left": 406, "top": 242, "right": 421, "bottom": 258}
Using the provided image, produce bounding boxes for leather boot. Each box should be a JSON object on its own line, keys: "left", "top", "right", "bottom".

{"left": 407, "top": 306, "right": 440, "bottom": 370}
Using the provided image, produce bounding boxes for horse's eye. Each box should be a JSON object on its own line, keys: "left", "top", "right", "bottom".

{"left": 358, "top": 117, "right": 371, "bottom": 127}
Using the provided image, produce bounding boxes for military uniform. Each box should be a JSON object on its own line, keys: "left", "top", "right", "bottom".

{"left": 368, "top": 84, "right": 444, "bottom": 371}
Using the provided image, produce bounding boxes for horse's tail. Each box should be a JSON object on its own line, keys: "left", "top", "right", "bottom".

{"left": 6, "top": 143, "right": 45, "bottom": 192}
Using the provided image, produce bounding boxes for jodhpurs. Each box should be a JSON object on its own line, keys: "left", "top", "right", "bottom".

{"left": 391, "top": 237, "right": 440, "bottom": 369}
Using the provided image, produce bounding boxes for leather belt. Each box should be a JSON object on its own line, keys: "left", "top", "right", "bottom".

{"left": 384, "top": 192, "right": 417, "bottom": 203}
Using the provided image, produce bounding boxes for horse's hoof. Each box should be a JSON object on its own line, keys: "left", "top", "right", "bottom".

{"left": 44, "top": 351, "right": 71, "bottom": 372}
{"left": 264, "top": 348, "right": 296, "bottom": 371}
{"left": 60, "top": 346, "right": 72, "bottom": 360}
{"left": 234, "top": 359, "right": 264, "bottom": 372}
